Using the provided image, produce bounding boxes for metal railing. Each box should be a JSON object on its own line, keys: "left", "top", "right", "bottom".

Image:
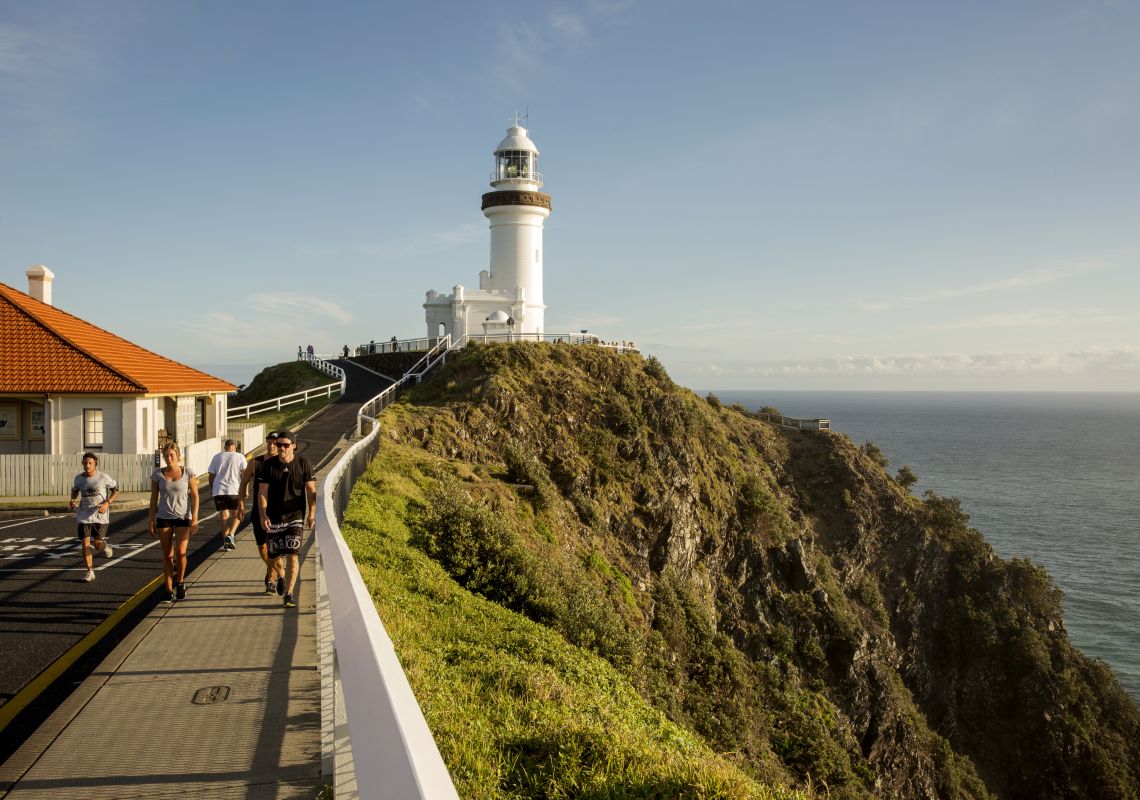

{"left": 315, "top": 335, "right": 459, "bottom": 799}
{"left": 300, "top": 351, "right": 348, "bottom": 383}
{"left": 356, "top": 336, "right": 452, "bottom": 436}
{"left": 454, "top": 331, "right": 641, "bottom": 354}
{"left": 227, "top": 381, "right": 344, "bottom": 420}
{"left": 352, "top": 337, "right": 445, "bottom": 356}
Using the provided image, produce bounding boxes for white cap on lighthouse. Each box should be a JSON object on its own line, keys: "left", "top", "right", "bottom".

{"left": 491, "top": 117, "right": 543, "bottom": 190}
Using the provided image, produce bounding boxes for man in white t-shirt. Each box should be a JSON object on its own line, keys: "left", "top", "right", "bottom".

{"left": 70, "top": 453, "right": 120, "bottom": 583}
{"left": 208, "top": 439, "right": 247, "bottom": 551}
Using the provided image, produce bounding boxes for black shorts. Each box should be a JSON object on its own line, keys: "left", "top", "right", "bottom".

{"left": 266, "top": 516, "right": 304, "bottom": 557}
{"left": 156, "top": 517, "right": 193, "bottom": 529}
{"left": 251, "top": 506, "right": 268, "bottom": 547}
{"left": 213, "top": 495, "right": 241, "bottom": 512}
{"left": 76, "top": 523, "right": 106, "bottom": 540}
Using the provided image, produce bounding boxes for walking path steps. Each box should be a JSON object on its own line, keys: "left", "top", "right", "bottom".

{"left": 0, "top": 359, "right": 393, "bottom": 798}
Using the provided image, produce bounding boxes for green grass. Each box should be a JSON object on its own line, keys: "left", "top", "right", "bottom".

{"left": 340, "top": 447, "right": 807, "bottom": 800}
{"left": 233, "top": 393, "right": 337, "bottom": 436}
{"left": 231, "top": 361, "right": 337, "bottom": 405}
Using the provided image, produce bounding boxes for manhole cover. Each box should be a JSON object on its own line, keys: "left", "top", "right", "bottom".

{"left": 192, "top": 685, "right": 231, "bottom": 704}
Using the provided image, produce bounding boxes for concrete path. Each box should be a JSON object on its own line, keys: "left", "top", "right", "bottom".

{"left": 0, "top": 361, "right": 393, "bottom": 798}
{"left": 0, "top": 524, "right": 322, "bottom": 799}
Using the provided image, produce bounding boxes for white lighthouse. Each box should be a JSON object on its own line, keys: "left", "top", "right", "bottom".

{"left": 425, "top": 118, "right": 552, "bottom": 341}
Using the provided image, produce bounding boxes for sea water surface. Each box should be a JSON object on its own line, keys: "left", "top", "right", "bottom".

{"left": 713, "top": 391, "right": 1140, "bottom": 701}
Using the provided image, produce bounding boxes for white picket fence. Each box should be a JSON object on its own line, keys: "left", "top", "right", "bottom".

{"left": 0, "top": 454, "right": 157, "bottom": 495}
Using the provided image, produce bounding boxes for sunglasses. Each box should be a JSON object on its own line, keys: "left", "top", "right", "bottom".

{"left": 277, "top": 442, "right": 293, "bottom": 448}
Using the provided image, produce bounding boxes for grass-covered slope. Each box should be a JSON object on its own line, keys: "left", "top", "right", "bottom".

{"left": 230, "top": 361, "right": 334, "bottom": 407}
{"left": 343, "top": 342, "right": 1140, "bottom": 800}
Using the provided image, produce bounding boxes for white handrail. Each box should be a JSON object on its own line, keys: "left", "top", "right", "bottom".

{"left": 227, "top": 380, "right": 344, "bottom": 420}
{"left": 300, "top": 351, "right": 348, "bottom": 385}
{"left": 355, "top": 336, "right": 452, "bottom": 436}
{"left": 314, "top": 332, "right": 459, "bottom": 798}
{"left": 315, "top": 433, "right": 460, "bottom": 799}
{"left": 451, "top": 331, "right": 641, "bottom": 353}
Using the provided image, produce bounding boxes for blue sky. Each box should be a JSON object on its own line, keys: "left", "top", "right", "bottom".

{"left": 2, "top": 0, "right": 1138, "bottom": 390}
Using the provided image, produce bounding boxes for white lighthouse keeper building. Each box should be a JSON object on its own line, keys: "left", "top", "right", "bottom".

{"left": 425, "top": 119, "right": 552, "bottom": 340}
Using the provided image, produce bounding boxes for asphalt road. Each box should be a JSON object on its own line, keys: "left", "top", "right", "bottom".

{"left": 0, "top": 499, "right": 241, "bottom": 707}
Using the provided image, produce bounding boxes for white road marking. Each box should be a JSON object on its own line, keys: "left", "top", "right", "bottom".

{"left": 0, "top": 509, "right": 227, "bottom": 572}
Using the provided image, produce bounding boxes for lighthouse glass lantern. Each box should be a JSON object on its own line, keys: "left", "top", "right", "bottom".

{"left": 495, "top": 150, "right": 538, "bottom": 183}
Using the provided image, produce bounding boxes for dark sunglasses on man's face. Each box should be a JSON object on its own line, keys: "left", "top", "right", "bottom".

{"left": 277, "top": 442, "right": 293, "bottom": 448}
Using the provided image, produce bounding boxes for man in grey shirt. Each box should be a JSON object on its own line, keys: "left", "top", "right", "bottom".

{"left": 70, "top": 452, "right": 120, "bottom": 583}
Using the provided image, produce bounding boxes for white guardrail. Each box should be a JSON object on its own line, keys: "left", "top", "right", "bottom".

{"left": 228, "top": 355, "right": 347, "bottom": 420}
{"left": 316, "top": 335, "right": 459, "bottom": 799}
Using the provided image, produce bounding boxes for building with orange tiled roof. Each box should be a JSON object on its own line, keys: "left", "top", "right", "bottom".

{"left": 1, "top": 266, "right": 236, "bottom": 456}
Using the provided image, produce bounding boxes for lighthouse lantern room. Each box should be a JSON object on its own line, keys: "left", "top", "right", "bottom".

{"left": 425, "top": 117, "right": 552, "bottom": 341}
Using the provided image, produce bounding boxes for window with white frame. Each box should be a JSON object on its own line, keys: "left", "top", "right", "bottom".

{"left": 83, "top": 408, "right": 104, "bottom": 449}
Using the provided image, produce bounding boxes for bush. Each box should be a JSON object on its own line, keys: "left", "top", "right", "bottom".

{"left": 413, "top": 480, "right": 556, "bottom": 621}
{"left": 860, "top": 441, "right": 889, "bottom": 468}
{"left": 896, "top": 464, "right": 918, "bottom": 490}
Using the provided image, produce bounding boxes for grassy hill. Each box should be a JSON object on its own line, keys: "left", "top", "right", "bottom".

{"left": 341, "top": 343, "right": 1140, "bottom": 800}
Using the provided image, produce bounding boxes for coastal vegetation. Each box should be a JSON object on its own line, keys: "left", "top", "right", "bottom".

{"left": 340, "top": 343, "right": 1140, "bottom": 799}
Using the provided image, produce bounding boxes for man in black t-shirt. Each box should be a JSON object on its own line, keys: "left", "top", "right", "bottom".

{"left": 256, "top": 431, "right": 316, "bottom": 609}
{"left": 239, "top": 431, "right": 280, "bottom": 594}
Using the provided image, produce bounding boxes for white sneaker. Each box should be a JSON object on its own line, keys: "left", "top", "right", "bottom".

{"left": 102, "top": 544, "right": 113, "bottom": 559}
{"left": 84, "top": 569, "right": 95, "bottom": 582}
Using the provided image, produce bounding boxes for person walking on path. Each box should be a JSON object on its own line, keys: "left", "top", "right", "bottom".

{"left": 148, "top": 442, "right": 199, "bottom": 602}
{"left": 257, "top": 430, "right": 315, "bottom": 609}
{"left": 69, "top": 452, "right": 120, "bottom": 583}
{"left": 208, "top": 438, "right": 247, "bottom": 551}
{"left": 239, "top": 431, "right": 281, "bottom": 594}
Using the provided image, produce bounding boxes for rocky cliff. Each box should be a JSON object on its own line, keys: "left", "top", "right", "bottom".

{"left": 371, "top": 343, "right": 1139, "bottom": 799}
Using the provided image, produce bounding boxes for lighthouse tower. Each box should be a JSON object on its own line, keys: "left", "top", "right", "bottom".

{"left": 425, "top": 118, "right": 552, "bottom": 340}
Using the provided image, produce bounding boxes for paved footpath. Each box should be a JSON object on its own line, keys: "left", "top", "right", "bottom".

{"left": 0, "top": 360, "right": 392, "bottom": 799}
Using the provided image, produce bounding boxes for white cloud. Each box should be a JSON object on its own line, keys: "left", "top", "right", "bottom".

{"left": 250, "top": 293, "right": 353, "bottom": 325}
{"left": 926, "top": 309, "right": 1068, "bottom": 331}
{"left": 696, "top": 345, "right": 1140, "bottom": 378}
{"left": 858, "top": 259, "right": 1106, "bottom": 313}
{"left": 297, "top": 222, "right": 483, "bottom": 262}
{"left": 550, "top": 14, "right": 587, "bottom": 37}
{"left": 0, "top": 24, "right": 39, "bottom": 79}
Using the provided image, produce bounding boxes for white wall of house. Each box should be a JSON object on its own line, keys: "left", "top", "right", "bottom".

{"left": 122, "top": 396, "right": 161, "bottom": 454}
{"left": 57, "top": 395, "right": 125, "bottom": 454}
{"left": 175, "top": 395, "right": 195, "bottom": 447}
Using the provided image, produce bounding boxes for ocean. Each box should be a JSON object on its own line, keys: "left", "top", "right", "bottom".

{"left": 713, "top": 390, "right": 1140, "bottom": 701}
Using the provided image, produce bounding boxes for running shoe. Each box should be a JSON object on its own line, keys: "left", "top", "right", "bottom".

{"left": 84, "top": 569, "right": 95, "bottom": 582}
{"left": 163, "top": 587, "right": 175, "bottom": 603}
{"left": 275, "top": 576, "right": 285, "bottom": 596}
{"left": 264, "top": 579, "right": 275, "bottom": 594}
{"left": 283, "top": 593, "right": 296, "bottom": 608}
{"left": 224, "top": 535, "right": 236, "bottom": 550}
{"left": 176, "top": 583, "right": 187, "bottom": 600}
{"left": 102, "top": 544, "right": 113, "bottom": 559}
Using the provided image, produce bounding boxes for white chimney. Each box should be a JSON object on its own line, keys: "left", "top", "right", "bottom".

{"left": 26, "top": 265, "right": 54, "bottom": 305}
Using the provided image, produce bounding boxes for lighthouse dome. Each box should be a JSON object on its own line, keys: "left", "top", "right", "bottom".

{"left": 495, "top": 125, "right": 539, "bottom": 155}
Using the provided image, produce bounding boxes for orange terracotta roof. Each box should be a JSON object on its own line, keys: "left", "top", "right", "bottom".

{"left": 0, "top": 282, "right": 235, "bottom": 394}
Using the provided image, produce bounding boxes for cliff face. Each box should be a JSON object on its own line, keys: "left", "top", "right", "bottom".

{"left": 385, "top": 343, "right": 1140, "bottom": 799}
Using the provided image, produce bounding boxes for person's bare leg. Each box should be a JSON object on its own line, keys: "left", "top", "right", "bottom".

{"left": 285, "top": 553, "right": 299, "bottom": 595}
{"left": 174, "top": 528, "right": 190, "bottom": 584}
{"left": 160, "top": 529, "right": 175, "bottom": 591}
